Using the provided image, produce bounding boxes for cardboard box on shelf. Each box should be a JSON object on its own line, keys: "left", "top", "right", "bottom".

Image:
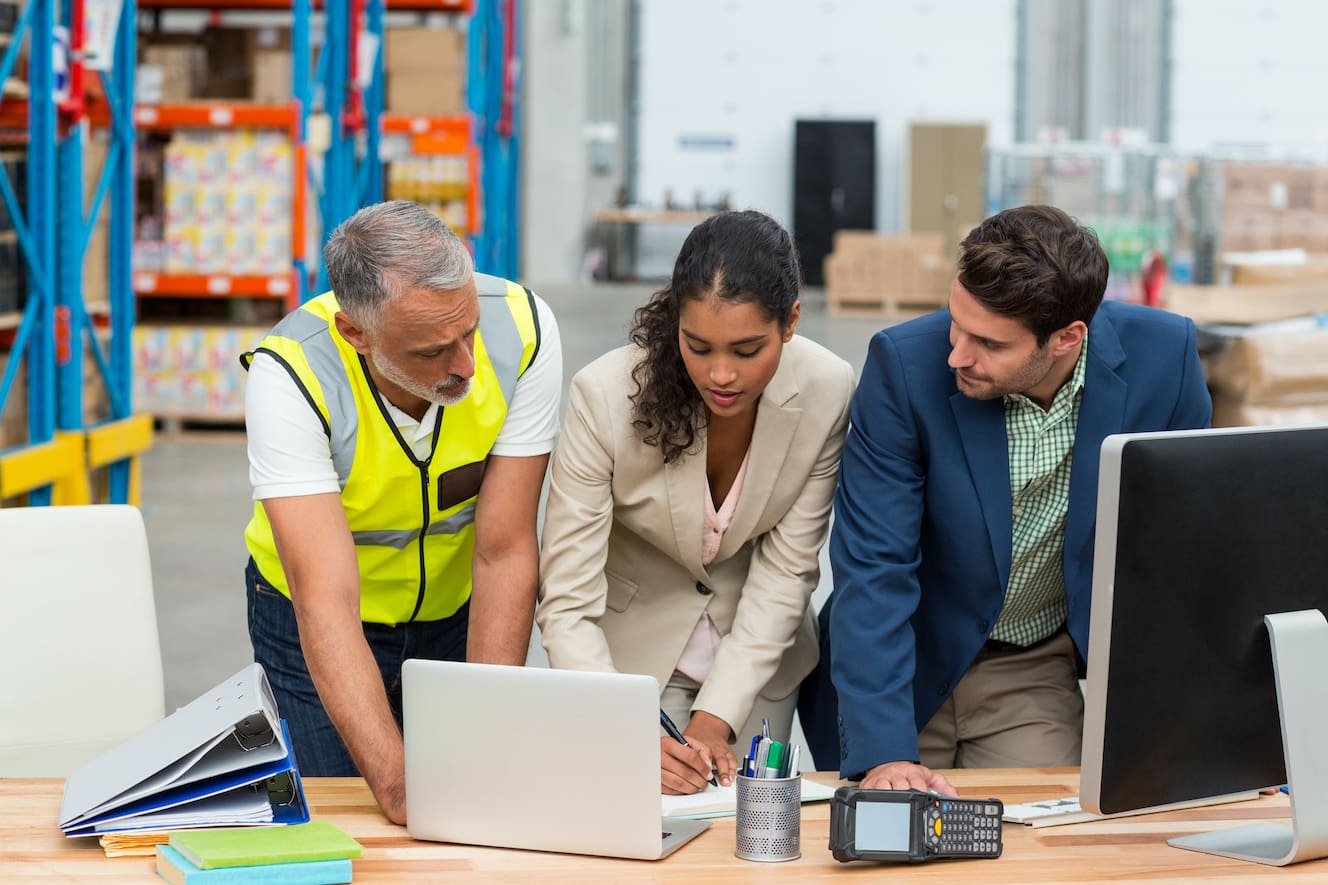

{"left": 84, "top": 221, "right": 109, "bottom": 305}
{"left": 1212, "top": 395, "right": 1328, "bottom": 428}
{"left": 251, "top": 49, "right": 291, "bottom": 105}
{"left": 1220, "top": 211, "right": 1281, "bottom": 254}
{"left": 385, "top": 27, "right": 464, "bottom": 75}
{"left": 1277, "top": 213, "right": 1328, "bottom": 253}
{"left": 1222, "top": 164, "right": 1298, "bottom": 211}
{"left": 387, "top": 72, "right": 465, "bottom": 117}
{"left": 200, "top": 26, "right": 290, "bottom": 100}
{"left": 1224, "top": 254, "right": 1328, "bottom": 286}
{"left": 0, "top": 348, "right": 26, "bottom": 450}
{"left": 1313, "top": 168, "right": 1328, "bottom": 212}
{"left": 1167, "top": 281, "right": 1328, "bottom": 325}
{"left": 824, "top": 232, "right": 952, "bottom": 315}
{"left": 139, "top": 44, "right": 206, "bottom": 103}
{"left": 1202, "top": 319, "right": 1328, "bottom": 405}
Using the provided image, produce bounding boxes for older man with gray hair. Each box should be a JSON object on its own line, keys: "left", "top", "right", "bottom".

{"left": 242, "top": 200, "right": 562, "bottom": 823}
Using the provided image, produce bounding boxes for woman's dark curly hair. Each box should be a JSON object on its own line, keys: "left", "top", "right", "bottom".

{"left": 628, "top": 209, "right": 801, "bottom": 462}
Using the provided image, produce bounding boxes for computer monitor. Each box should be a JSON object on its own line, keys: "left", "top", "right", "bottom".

{"left": 1080, "top": 424, "right": 1328, "bottom": 866}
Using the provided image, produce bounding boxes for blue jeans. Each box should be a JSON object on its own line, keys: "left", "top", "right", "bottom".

{"left": 245, "top": 558, "right": 469, "bottom": 776}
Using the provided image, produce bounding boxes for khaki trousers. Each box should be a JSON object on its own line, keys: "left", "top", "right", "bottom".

{"left": 918, "top": 629, "right": 1084, "bottom": 769}
{"left": 661, "top": 671, "right": 798, "bottom": 752}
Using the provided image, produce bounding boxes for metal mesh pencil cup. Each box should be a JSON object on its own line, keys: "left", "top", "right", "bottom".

{"left": 735, "top": 773, "right": 801, "bottom": 862}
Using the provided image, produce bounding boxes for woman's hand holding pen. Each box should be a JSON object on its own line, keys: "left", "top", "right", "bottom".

{"left": 683, "top": 711, "right": 738, "bottom": 787}
{"left": 660, "top": 736, "right": 716, "bottom": 794}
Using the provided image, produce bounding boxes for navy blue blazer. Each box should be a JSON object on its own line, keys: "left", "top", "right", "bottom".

{"left": 824, "top": 301, "right": 1212, "bottom": 779}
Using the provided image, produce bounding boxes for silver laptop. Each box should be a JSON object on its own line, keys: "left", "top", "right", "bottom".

{"left": 402, "top": 659, "right": 710, "bottom": 860}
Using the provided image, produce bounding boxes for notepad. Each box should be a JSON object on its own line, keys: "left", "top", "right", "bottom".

{"left": 168, "top": 820, "right": 362, "bottom": 870}
{"left": 661, "top": 777, "right": 839, "bottom": 820}
{"left": 154, "top": 844, "right": 353, "bottom": 885}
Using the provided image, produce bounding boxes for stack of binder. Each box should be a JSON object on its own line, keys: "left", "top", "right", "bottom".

{"left": 59, "top": 664, "right": 308, "bottom": 837}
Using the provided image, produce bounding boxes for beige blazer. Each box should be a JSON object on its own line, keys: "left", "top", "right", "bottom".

{"left": 536, "top": 335, "right": 855, "bottom": 734}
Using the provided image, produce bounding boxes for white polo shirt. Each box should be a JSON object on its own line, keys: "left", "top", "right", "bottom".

{"left": 245, "top": 293, "right": 563, "bottom": 500}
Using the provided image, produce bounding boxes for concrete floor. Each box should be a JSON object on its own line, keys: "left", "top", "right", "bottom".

{"left": 142, "top": 281, "right": 904, "bottom": 747}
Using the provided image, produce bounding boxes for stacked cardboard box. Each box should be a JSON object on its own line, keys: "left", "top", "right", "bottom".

{"left": 385, "top": 27, "right": 465, "bottom": 116}
{"left": 134, "top": 325, "right": 268, "bottom": 420}
{"left": 0, "top": 348, "right": 25, "bottom": 450}
{"left": 138, "top": 43, "right": 207, "bottom": 104}
{"left": 1203, "top": 317, "right": 1328, "bottom": 428}
{"left": 1221, "top": 163, "right": 1328, "bottom": 254}
{"left": 138, "top": 27, "right": 290, "bottom": 104}
{"left": 824, "top": 231, "right": 952, "bottom": 315}
{"left": 162, "top": 131, "right": 292, "bottom": 276}
{"left": 0, "top": 149, "right": 25, "bottom": 314}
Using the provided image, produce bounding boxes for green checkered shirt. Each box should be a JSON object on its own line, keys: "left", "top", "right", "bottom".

{"left": 988, "top": 335, "right": 1089, "bottom": 646}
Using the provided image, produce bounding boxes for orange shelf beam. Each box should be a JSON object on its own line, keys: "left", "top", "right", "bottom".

{"left": 134, "top": 272, "right": 297, "bottom": 300}
{"left": 382, "top": 114, "right": 468, "bottom": 136}
{"left": 0, "top": 97, "right": 113, "bottom": 129}
{"left": 134, "top": 103, "right": 298, "bottom": 131}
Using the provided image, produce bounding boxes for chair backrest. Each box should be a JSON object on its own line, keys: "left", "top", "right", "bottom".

{"left": 0, "top": 504, "right": 166, "bottom": 776}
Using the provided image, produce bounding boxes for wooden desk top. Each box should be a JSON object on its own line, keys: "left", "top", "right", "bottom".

{"left": 2, "top": 770, "right": 1322, "bottom": 882}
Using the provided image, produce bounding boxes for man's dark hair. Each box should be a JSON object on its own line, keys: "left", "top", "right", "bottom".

{"left": 957, "top": 205, "right": 1108, "bottom": 346}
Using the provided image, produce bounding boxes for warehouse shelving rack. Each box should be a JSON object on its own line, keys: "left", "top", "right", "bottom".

{"left": 136, "top": 0, "right": 314, "bottom": 310}
{"left": 317, "top": 0, "right": 519, "bottom": 289}
{"left": 0, "top": 0, "right": 152, "bottom": 507}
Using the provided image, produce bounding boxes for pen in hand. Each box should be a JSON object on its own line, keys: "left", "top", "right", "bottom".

{"left": 659, "top": 709, "right": 720, "bottom": 788}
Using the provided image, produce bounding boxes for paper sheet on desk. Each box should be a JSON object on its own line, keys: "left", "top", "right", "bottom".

{"left": 1003, "top": 791, "right": 1262, "bottom": 828}
{"left": 662, "top": 778, "right": 838, "bottom": 820}
{"left": 1002, "top": 797, "right": 1100, "bottom": 827}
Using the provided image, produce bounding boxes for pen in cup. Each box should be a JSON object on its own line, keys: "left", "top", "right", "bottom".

{"left": 659, "top": 709, "right": 719, "bottom": 788}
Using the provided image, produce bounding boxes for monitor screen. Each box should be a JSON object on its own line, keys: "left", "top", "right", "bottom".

{"left": 1081, "top": 425, "right": 1328, "bottom": 819}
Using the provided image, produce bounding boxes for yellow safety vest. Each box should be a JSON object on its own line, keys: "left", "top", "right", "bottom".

{"left": 242, "top": 274, "right": 541, "bottom": 625}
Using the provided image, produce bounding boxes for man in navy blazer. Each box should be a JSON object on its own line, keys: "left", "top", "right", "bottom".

{"left": 822, "top": 206, "right": 1211, "bottom": 792}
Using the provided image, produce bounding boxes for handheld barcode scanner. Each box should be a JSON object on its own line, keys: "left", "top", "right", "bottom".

{"left": 828, "top": 788, "right": 1003, "bottom": 863}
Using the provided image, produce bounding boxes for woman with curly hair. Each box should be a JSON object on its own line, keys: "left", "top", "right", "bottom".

{"left": 536, "top": 210, "right": 855, "bottom": 794}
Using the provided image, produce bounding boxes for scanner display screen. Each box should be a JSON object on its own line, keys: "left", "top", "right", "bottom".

{"left": 854, "top": 801, "right": 912, "bottom": 852}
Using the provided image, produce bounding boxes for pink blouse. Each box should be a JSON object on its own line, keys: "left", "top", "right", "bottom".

{"left": 675, "top": 450, "right": 750, "bottom": 683}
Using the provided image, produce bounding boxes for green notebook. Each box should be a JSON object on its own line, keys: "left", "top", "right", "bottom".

{"left": 168, "top": 821, "right": 363, "bottom": 870}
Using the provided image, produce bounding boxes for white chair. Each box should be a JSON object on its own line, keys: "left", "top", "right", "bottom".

{"left": 0, "top": 504, "right": 165, "bottom": 776}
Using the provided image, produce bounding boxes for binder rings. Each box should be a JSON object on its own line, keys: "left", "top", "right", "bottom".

{"left": 58, "top": 663, "right": 309, "bottom": 837}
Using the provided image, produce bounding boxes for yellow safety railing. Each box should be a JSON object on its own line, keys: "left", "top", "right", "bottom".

{"left": 0, "top": 414, "right": 155, "bottom": 506}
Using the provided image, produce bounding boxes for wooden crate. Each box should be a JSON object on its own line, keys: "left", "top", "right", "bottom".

{"left": 824, "top": 234, "right": 953, "bottom": 316}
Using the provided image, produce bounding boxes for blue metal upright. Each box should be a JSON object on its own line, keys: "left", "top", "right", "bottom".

{"left": 317, "top": 0, "right": 355, "bottom": 294}
{"left": 471, "top": 0, "right": 520, "bottom": 281}
{"left": 317, "top": 0, "right": 384, "bottom": 295}
{"left": 292, "top": 0, "right": 312, "bottom": 304}
{"left": 96, "top": 0, "right": 140, "bottom": 502}
{"left": 358, "top": 0, "right": 385, "bottom": 207}
{"left": 0, "top": 0, "right": 60, "bottom": 503}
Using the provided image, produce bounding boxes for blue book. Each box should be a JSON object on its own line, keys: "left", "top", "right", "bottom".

{"left": 154, "top": 845, "right": 352, "bottom": 885}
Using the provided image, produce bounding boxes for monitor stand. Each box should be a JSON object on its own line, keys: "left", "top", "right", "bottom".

{"left": 1169, "top": 609, "right": 1328, "bottom": 866}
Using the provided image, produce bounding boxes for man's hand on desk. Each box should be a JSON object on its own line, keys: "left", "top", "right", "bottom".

{"left": 860, "top": 761, "right": 956, "bottom": 796}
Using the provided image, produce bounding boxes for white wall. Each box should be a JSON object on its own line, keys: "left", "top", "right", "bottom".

{"left": 521, "top": 1, "right": 630, "bottom": 283}
{"left": 1171, "top": 0, "right": 1328, "bottom": 157}
{"left": 635, "top": 0, "right": 1017, "bottom": 236}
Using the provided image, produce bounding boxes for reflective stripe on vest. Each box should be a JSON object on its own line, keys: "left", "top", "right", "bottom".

{"left": 242, "top": 274, "right": 539, "bottom": 624}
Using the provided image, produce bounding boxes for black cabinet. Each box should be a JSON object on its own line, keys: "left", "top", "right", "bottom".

{"left": 792, "top": 120, "right": 875, "bottom": 286}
